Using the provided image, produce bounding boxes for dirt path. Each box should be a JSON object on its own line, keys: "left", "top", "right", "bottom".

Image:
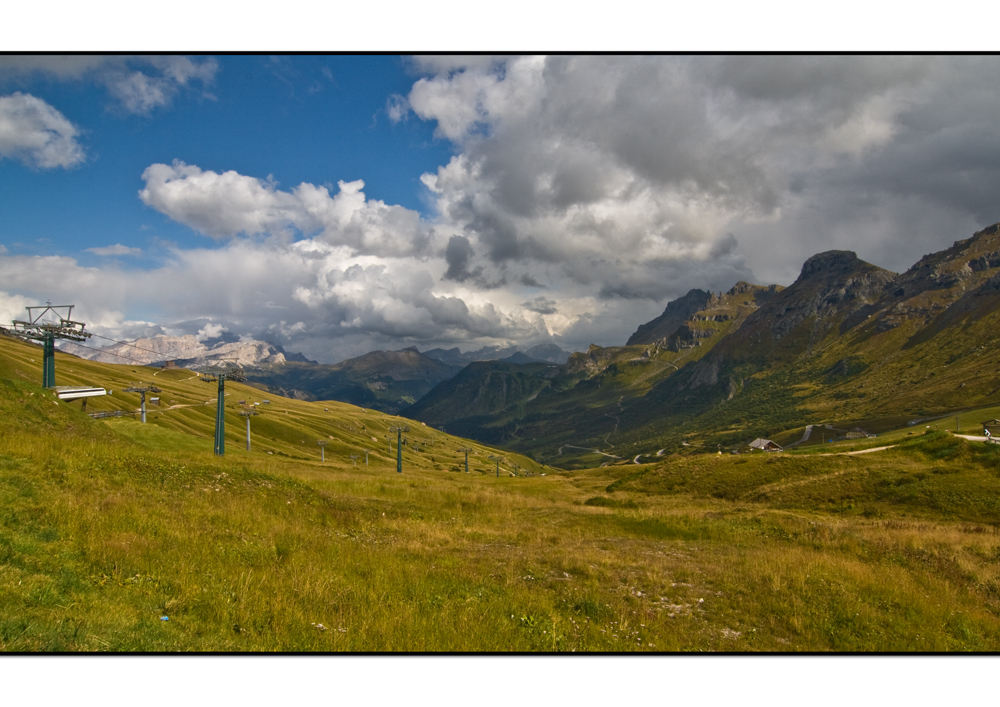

{"left": 166, "top": 392, "right": 231, "bottom": 410}
{"left": 556, "top": 444, "right": 620, "bottom": 459}
{"left": 744, "top": 467, "right": 858, "bottom": 499}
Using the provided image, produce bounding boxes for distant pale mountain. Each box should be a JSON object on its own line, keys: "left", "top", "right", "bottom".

{"left": 59, "top": 334, "right": 315, "bottom": 368}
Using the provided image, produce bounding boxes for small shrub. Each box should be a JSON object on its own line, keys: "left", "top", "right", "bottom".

{"left": 584, "top": 496, "right": 638, "bottom": 509}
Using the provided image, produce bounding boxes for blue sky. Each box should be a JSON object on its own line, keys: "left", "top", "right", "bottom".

{"left": 3, "top": 55, "right": 1000, "bottom": 363}
{"left": 1, "top": 56, "right": 450, "bottom": 262}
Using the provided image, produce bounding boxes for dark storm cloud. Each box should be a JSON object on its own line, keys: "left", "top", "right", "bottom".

{"left": 443, "top": 234, "right": 476, "bottom": 281}
{"left": 521, "top": 296, "right": 558, "bottom": 315}
{"left": 413, "top": 55, "right": 1000, "bottom": 306}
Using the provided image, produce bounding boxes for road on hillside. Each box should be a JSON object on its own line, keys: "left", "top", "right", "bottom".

{"left": 955, "top": 434, "right": 999, "bottom": 444}
{"left": 785, "top": 424, "right": 814, "bottom": 448}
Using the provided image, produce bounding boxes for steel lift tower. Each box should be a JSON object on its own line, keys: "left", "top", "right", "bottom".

{"left": 123, "top": 383, "right": 162, "bottom": 423}
{"left": 7, "top": 303, "right": 91, "bottom": 387}
{"left": 458, "top": 447, "right": 475, "bottom": 473}
{"left": 200, "top": 366, "right": 246, "bottom": 456}
{"left": 388, "top": 425, "right": 409, "bottom": 473}
{"left": 239, "top": 405, "right": 259, "bottom": 451}
{"left": 488, "top": 454, "right": 504, "bottom": 478}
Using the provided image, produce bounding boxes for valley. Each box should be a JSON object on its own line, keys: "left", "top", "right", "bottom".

{"left": 2, "top": 298, "right": 1000, "bottom": 651}
{"left": 4, "top": 224, "right": 1000, "bottom": 653}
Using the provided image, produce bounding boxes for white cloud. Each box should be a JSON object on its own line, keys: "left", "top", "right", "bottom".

{"left": 0, "top": 290, "right": 35, "bottom": 326}
{"left": 139, "top": 161, "right": 429, "bottom": 257}
{"left": 195, "top": 322, "right": 228, "bottom": 342}
{"left": 386, "top": 94, "right": 409, "bottom": 123}
{"left": 104, "top": 57, "right": 218, "bottom": 115}
{"left": 86, "top": 244, "right": 142, "bottom": 257}
{"left": 0, "top": 55, "right": 218, "bottom": 115}
{"left": 0, "top": 92, "right": 84, "bottom": 168}
{"left": 0, "top": 56, "right": 109, "bottom": 80}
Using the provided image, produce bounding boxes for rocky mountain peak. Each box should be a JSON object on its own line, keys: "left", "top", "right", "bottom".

{"left": 626, "top": 288, "right": 713, "bottom": 346}
{"left": 798, "top": 250, "right": 865, "bottom": 279}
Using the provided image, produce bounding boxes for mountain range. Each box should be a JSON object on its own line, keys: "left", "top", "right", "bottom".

{"left": 59, "top": 223, "right": 1000, "bottom": 466}
{"left": 64, "top": 333, "right": 572, "bottom": 415}
{"left": 405, "top": 223, "right": 1000, "bottom": 467}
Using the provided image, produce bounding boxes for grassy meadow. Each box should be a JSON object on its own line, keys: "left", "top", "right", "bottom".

{"left": 1, "top": 335, "right": 999, "bottom": 652}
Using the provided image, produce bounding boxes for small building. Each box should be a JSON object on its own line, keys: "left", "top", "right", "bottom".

{"left": 149, "top": 397, "right": 160, "bottom": 406}
{"left": 845, "top": 428, "right": 871, "bottom": 439}
{"left": 748, "top": 438, "right": 782, "bottom": 452}
{"left": 982, "top": 419, "right": 1000, "bottom": 436}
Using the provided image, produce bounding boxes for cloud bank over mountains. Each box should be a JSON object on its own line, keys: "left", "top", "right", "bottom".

{"left": 3, "top": 56, "right": 1000, "bottom": 363}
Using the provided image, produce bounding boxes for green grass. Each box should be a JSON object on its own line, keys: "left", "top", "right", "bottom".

{"left": 2, "top": 335, "right": 1000, "bottom": 652}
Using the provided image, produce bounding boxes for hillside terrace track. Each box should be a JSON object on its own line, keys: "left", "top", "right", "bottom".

{"left": 741, "top": 446, "right": 897, "bottom": 499}
{"left": 813, "top": 445, "right": 896, "bottom": 457}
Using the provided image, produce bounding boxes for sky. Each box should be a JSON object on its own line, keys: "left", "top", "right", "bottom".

{"left": 3, "top": 54, "right": 1000, "bottom": 364}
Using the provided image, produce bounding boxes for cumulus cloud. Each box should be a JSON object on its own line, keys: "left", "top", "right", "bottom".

{"left": 0, "top": 92, "right": 84, "bottom": 168}
{"left": 195, "top": 322, "right": 228, "bottom": 342}
{"left": 0, "top": 55, "right": 218, "bottom": 115}
{"left": 443, "top": 234, "right": 476, "bottom": 282}
{"left": 405, "top": 55, "right": 1000, "bottom": 300}
{"left": 86, "top": 244, "right": 142, "bottom": 257}
{"left": 139, "top": 161, "right": 429, "bottom": 257}
{"left": 0, "top": 290, "right": 35, "bottom": 326}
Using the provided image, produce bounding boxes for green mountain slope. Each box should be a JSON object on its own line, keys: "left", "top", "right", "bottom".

{"left": 407, "top": 223, "right": 1000, "bottom": 467}
{"left": 406, "top": 283, "right": 781, "bottom": 465}
{"left": 0, "top": 334, "right": 540, "bottom": 475}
